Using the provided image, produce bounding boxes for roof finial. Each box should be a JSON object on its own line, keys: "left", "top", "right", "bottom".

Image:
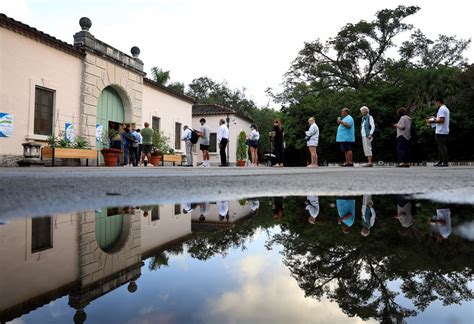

{"left": 79, "top": 17, "right": 92, "bottom": 31}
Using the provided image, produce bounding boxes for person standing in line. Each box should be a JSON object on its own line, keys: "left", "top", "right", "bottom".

{"left": 272, "top": 120, "right": 284, "bottom": 167}
{"left": 428, "top": 208, "right": 452, "bottom": 240}
{"left": 181, "top": 125, "right": 193, "bottom": 167}
{"left": 217, "top": 200, "right": 230, "bottom": 221}
{"left": 306, "top": 196, "right": 320, "bottom": 224}
{"left": 128, "top": 126, "right": 141, "bottom": 167}
{"left": 336, "top": 108, "right": 355, "bottom": 167}
{"left": 336, "top": 197, "right": 355, "bottom": 234}
{"left": 217, "top": 119, "right": 229, "bottom": 166}
{"left": 248, "top": 124, "right": 260, "bottom": 167}
{"left": 139, "top": 122, "right": 154, "bottom": 167}
{"left": 360, "top": 106, "right": 375, "bottom": 167}
{"left": 394, "top": 107, "right": 412, "bottom": 167}
{"left": 123, "top": 125, "right": 134, "bottom": 167}
{"left": 136, "top": 128, "right": 143, "bottom": 163}
{"left": 427, "top": 97, "right": 450, "bottom": 167}
{"left": 198, "top": 118, "right": 211, "bottom": 167}
{"left": 305, "top": 117, "right": 319, "bottom": 167}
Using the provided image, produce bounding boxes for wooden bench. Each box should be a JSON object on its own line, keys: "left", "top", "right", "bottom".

{"left": 161, "top": 154, "right": 184, "bottom": 166}
{"left": 41, "top": 147, "right": 98, "bottom": 166}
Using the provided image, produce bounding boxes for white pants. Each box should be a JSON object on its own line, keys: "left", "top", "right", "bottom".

{"left": 185, "top": 141, "right": 193, "bottom": 165}
{"left": 362, "top": 136, "right": 372, "bottom": 156}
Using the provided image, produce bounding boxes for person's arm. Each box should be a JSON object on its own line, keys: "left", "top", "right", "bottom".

{"left": 339, "top": 212, "right": 352, "bottom": 221}
{"left": 338, "top": 118, "right": 352, "bottom": 129}
{"left": 369, "top": 116, "right": 375, "bottom": 137}
{"left": 217, "top": 126, "right": 223, "bottom": 143}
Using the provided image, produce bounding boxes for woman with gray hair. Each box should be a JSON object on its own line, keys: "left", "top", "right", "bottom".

{"left": 305, "top": 117, "right": 319, "bottom": 167}
{"left": 360, "top": 106, "right": 375, "bottom": 167}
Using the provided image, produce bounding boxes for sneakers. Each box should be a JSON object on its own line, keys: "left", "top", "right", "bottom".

{"left": 434, "top": 162, "right": 449, "bottom": 167}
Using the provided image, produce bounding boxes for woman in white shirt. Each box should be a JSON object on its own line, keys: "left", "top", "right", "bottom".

{"left": 248, "top": 124, "right": 260, "bottom": 166}
{"left": 305, "top": 117, "right": 319, "bottom": 167}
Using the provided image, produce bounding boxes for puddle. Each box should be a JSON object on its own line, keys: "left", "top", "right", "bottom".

{"left": 1, "top": 195, "right": 473, "bottom": 323}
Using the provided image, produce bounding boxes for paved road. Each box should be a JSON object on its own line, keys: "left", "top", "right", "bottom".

{"left": 1, "top": 166, "right": 473, "bottom": 218}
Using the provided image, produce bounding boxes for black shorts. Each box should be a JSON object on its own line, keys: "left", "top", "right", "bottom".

{"left": 142, "top": 144, "right": 153, "bottom": 153}
{"left": 340, "top": 142, "right": 353, "bottom": 152}
{"left": 200, "top": 144, "right": 209, "bottom": 151}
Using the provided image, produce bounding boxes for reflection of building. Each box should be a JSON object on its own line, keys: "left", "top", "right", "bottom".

{"left": 0, "top": 205, "right": 191, "bottom": 323}
{"left": 0, "top": 14, "right": 194, "bottom": 166}
{"left": 191, "top": 200, "right": 253, "bottom": 232}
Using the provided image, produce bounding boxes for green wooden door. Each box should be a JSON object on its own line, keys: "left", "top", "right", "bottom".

{"left": 96, "top": 87, "right": 124, "bottom": 162}
{"left": 95, "top": 208, "right": 124, "bottom": 252}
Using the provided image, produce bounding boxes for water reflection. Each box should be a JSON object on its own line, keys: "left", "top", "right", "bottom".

{"left": 0, "top": 196, "right": 473, "bottom": 323}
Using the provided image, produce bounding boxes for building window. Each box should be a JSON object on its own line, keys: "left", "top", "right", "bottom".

{"left": 34, "top": 87, "right": 55, "bottom": 135}
{"left": 31, "top": 216, "right": 52, "bottom": 253}
{"left": 152, "top": 116, "right": 160, "bottom": 131}
{"left": 175, "top": 122, "right": 182, "bottom": 150}
{"left": 174, "top": 204, "right": 181, "bottom": 215}
{"left": 151, "top": 206, "right": 160, "bottom": 221}
{"left": 209, "top": 133, "right": 217, "bottom": 153}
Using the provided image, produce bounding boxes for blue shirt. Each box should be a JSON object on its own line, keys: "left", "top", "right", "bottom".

{"left": 336, "top": 115, "right": 355, "bottom": 142}
{"left": 336, "top": 199, "right": 355, "bottom": 227}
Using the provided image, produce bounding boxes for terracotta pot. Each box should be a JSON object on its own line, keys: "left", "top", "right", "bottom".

{"left": 237, "top": 160, "right": 246, "bottom": 167}
{"left": 101, "top": 148, "right": 121, "bottom": 167}
{"left": 149, "top": 154, "right": 162, "bottom": 166}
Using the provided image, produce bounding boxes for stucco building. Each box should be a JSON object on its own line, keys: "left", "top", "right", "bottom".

{"left": 0, "top": 14, "right": 194, "bottom": 166}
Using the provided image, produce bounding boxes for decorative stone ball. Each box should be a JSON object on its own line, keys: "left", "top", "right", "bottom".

{"left": 131, "top": 46, "right": 140, "bottom": 58}
{"left": 128, "top": 281, "right": 138, "bottom": 293}
{"left": 79, "top": 17, "right": 92, "bottom": 31}
{"left": 73, "top": 309, "right": 87, "bottom": 324}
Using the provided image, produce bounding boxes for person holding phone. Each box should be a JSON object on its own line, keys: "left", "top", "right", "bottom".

{"left": 426, "top": 97, "right": 450, "bottom": 167}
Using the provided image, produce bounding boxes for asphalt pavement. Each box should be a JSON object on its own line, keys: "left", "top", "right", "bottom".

{"left": 1, "top": 165, "right": 473, "bottom": 219}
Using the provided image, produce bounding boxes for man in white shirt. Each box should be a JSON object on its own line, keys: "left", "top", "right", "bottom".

{"left": 217, "top": 119, "right": 229, "bottom": 166}
{"left": 427, "top": 97, "right": 450, "bottom": 167}
{"left": 181, "top": 125, "right": 193, "bottom": 167}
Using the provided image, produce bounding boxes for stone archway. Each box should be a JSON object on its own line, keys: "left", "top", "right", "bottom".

{"left": 79, "top": 53, "right": 143, "bottom": 147}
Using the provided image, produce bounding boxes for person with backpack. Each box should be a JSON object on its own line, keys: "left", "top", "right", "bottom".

{"left": 393, "top": 107, "right": 412, "bottom": 167}
{"left": 181, "top": 125, "right": 194, "bottom": 167}
{"left": 360, "top": 106, "right": 376, "bottom": 167}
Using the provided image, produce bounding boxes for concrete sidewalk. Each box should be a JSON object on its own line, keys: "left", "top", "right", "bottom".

{"left": 1, "top": 166, "right": 473, "bottom": 219}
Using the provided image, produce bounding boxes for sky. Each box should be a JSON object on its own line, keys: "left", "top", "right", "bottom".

{"left": 2, "top": 0, "right": 473, "bottom": 106}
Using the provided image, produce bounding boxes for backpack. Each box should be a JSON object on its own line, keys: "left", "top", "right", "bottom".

{"left": 410, "top": 124, "right": 418, "bottom": 142}
{"left": 189, "top": 128, "right": 199, "bottom": 144}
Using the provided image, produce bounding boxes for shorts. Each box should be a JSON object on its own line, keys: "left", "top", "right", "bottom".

{"left": 200, "top": 144, "right": 209, "bottom": 151}
{"left": 142, "top": 144, "right": 153, "bottom": 153}
{"left": 340, "top": 142, "right": 353, "bottom": 152}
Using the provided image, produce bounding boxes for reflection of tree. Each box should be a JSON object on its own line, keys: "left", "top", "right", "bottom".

{"left": 269, "top": 196, "right": 474, "bottom": 323}
{"left": 148, "top": 251, "right": 169, "bottom": 271}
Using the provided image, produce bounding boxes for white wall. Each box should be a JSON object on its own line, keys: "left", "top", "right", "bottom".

{"left": 0, "top": 214, "right": 80, "bottom": 311}
{"left": 142, "top": 85, "right": 193, "bottom": 154}
{"left": 191, "top": 200, "right": 252, "bottom": 223}
{"left": 0, "top": 28, "right": 82, "bottom": 156}
{"left": 192, "top": 114, "right": 252, "bottom": 165}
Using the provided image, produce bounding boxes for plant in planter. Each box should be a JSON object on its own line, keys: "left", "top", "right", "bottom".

{"left": 236, "top": 130, "right": 247, "bottom": 166}
{"left": 150, "top": 131, "right": 173, "bottom": 166}
{"left": 42, "top": 132, "right": 96, "bottom": 166}
{"left": 99, "top": 129, "right": 121, "bottom": 166}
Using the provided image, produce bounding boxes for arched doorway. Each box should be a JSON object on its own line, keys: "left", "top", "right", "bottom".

{"left": 95, "top": 208, "right": 124, "bottom": 253}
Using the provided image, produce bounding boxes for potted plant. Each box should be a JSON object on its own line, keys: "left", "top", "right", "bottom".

{"left": 41, "top": 132, "right": 97, "bottom": 165}
{"left": 100, "top": 129, "right": 121, "bottom": 166}
{"left": 150, "top": 131, "right": 172, "bottom": 166}
{"left": 236, "top": 130, "right": 247, "bottom": 166}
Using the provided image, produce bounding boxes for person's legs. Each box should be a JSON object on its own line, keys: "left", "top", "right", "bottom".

{"left": 220, "top": 139, "right": 228, "bottom": 166}
{"left": 146, "top": 153, "right": 152, "bottom": 166}
{"left": 186, "top": 141, "right": 193, "bottom": 166}
{"left": 347, "top": 150, "right": 353, "bottom": 164}
{"left": 436, "top": 134, "right": 448, "bottom": 164}
{"left": 362, "top": 137, "right": 373, "bottom": 165}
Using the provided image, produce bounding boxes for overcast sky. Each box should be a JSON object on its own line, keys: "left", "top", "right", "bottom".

{"left": 2, "top": 0, "right": 473, "bottom": 106}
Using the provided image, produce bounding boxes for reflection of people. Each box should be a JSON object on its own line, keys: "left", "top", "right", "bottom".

{"left": 429, "top": 208, "right": 452, "bottom": 239}
{"left": 199, "top": 202, "right": 210, "bottom": 221}
{"left": 305, "top": 117, "right": 319, "bottom": 167}
{"left": 306, "top": 196, "right": 320, "bottom": 224}
{"left": 361, "top": 195, "right": 376, "bottom": 236}
{"left": 336, "top": 108, "right": 355, "bottom": 167}
{"left": 217, "top": 201, "right": 230, "bottom": 221}
{"left": 336, "top": 197, "right": 355, "bottom": 234}
{"left": 273, "top": 197, "right": 284, "bottom": 220}
{"left": 182, "top": 202, "right": 194, "bottom": 214}
{"left": 394, "top": 196, "right": 413, "bottom": 233}
{"left": 247, "top": 198, "right": 260, "bottom": 215}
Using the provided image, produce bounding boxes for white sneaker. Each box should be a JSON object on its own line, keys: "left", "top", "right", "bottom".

{"left": 199, "top": 163, "right": 206, "bottom": 167}
{"left": 148, "top": 163, "right": 154, "bottom": 167}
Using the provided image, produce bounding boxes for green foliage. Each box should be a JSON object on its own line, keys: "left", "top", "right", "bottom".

{"left": 150, "top": 66, "right": 170, "bottom": 85}
{"left": 73, "top": 136, "right": 90, "bottom": 149}
{"left": 152, "top": 131, "right": 173, "bottom": 154}
{"left": 236, "top": 130, "right": 247, "bottom": 161}
{"left": 47, "top": 132, "right": 91, "bottom": 149}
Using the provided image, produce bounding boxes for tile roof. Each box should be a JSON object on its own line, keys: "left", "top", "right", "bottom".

{"left": 0, "top": 13, "right": 85, "bottom": 58}
{"left": 193, "top": 104, "right": 254, "bottom": 123}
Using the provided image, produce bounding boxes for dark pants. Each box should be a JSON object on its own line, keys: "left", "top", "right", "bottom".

{"left": 435, "top": 134, "right": 448, "bottom": 164}
{"left": 129, "top": 146, "right": 139, "bottom": 166}
{"left": 219, "top": 138, "right": 228, "bottom": 166}
{"left": 397, "top": 136, "right": 409, "bottom": 163}
{"left": 274, "top": 139, "right": 284, "bottom": 164}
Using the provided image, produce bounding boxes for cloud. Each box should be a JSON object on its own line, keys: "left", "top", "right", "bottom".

{"left": 204, "top": 254, "right": 376, "bottom": 323}
{"left": 1, "top": 0, "right": 31, "bottom": 21}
